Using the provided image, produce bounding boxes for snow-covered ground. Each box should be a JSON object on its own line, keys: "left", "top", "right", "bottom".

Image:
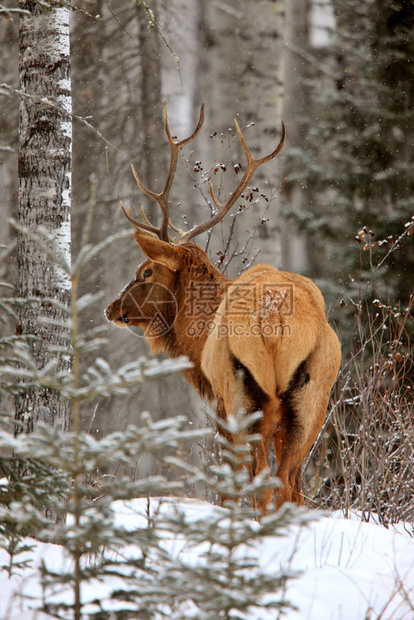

{"left": 1, "top": 498, "right": 413, "bottom": 620}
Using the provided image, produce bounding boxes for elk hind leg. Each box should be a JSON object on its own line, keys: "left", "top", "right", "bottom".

{"left": 272, "top": 424, "right": 304, "bottom": 509}
{"left": 249, "top": 397, "right": 283, "bottom": 513}
{"left": 273, "top": 327, "right": 341, "bottom": 510}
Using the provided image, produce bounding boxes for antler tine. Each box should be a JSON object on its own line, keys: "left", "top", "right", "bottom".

{"left": 161, "top": 102, "right": 205, "bottom": 209}
{"left": 163, "top": 101, "right": 205, "bottom": 150}
{"left": 177, "top": 120, "right": 286, "bottom": 244}
{"left": 140, "top": 205, "right": 153, "bottom": 227}
{"left": 235, "top": 118, "right": 286, "bottom": 167}
{"left": 120, "top": 201, "right": 160, "bottom": 237}
{"left": 141, "top": 204, "right": 181, "bottom": 234}
{"left": 124, "top": 103, "right": 205, "bottom": 242}
{"left": 131, "top": 164, "right": 159, "bottom": 203}
{"left": 129, "top": 163, "right": 170, "bottom": 241}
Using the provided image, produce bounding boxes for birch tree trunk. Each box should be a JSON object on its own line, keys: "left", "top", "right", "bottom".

{"left": 238, "top": 0, "right": 286, "bottom": 268}
{"left": 16, "top": 1, "right": 71, "bottom": 434}
{"left": 137, "top": 0, "right": 166, "bottom": 201}
{"left": 281, "top": 0, "right": 310, "bottom": 273}
{"left": 199, "top": 0, "right": 285, "bottom": 274}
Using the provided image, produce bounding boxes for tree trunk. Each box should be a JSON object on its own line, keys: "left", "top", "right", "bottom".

{"left": 137, "top": 0, "right": 166, "bottom": 201}
{"left": 281, "top": 0, "right": 310, "bottom": 273}
{"left": 16, "top": 2, "right": 72, "bottom": 434}
{"left": 238, "top": 0, "right": 286, "bottom": 269}
{"left": 198, "top": 0, "right": 285, "bottom": 274}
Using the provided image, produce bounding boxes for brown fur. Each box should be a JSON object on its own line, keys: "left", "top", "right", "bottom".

{"left": 105, "top": 231, "right": 341, "bottom": 512}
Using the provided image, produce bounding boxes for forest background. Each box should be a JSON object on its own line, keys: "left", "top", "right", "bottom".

{"left": 0, "top": 0, "right": 413, "bottom": 511}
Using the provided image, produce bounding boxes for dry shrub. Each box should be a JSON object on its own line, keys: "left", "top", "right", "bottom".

{"left": 304, "top": 225, "right": 414, "bottom": 526}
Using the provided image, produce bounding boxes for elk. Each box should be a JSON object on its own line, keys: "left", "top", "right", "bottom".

{"left": 105, "top": 103, "right": 341, "bottom": 512}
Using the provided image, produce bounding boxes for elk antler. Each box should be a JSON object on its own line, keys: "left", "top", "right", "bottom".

{"left": 121, "top": 101, "right": 205, "bottom": 242}
{"left": 176, "top": 118, "right": 286, "bottom": 244}
{"left": 121, "top": 105, "right": 285, "bottom": 245}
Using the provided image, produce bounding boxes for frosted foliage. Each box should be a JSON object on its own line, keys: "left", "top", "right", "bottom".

{"left": 1, "top": 498, "right": 414, "bottom": 619}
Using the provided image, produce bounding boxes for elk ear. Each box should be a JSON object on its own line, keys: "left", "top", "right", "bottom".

{"left": 133, "top": 231, "right": 180, "bottom": 271}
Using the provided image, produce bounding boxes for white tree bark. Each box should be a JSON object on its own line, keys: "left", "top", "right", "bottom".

{"left": 197, "top": 0, "right": 285, "bottom": 274}
{"left": 16, "top": 2, "right": 72, "bottom": 434}
{"left": 238, "top": 0, "right": 286, "bottom": 269}
{"left": 280, "top": 0, "right": 310, "bottom": 273}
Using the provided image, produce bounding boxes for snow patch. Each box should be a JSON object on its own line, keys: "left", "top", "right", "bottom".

{"left": 1, "top": 500, "right": 414, "bottom": 620}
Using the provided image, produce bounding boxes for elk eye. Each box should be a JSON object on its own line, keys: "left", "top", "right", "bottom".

{"left": 143, "top": 268, "right": 153, "bottom": 279}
